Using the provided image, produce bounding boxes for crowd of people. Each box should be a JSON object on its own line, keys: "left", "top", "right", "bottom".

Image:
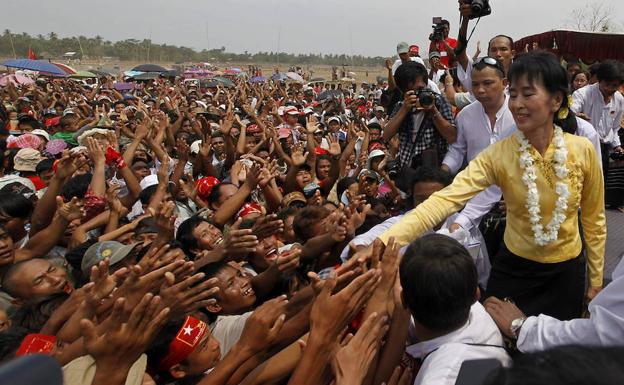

{"left": 1, "top": 2, "right": 624, "bottom": 385}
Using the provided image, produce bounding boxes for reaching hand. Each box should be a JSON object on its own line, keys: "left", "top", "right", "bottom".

{"left": 483, "top": 297, "right": 527, "bottom": 339}
{"left": 237, "top": 295, "right": 288, "bottom": 354}
{"left": 86, "top": 137, "right": 106, "bottom": 166}
{"left": 159, "top": 272, "right": 219, "bottom": 318}
{"left": 327, "top": 134, "right": 341, "bottom": 156}
{"left": 275, "top": 249, "right": 301, "bottom": 275}
{"left": 306, "top": 115, "right": 320, "bottom": 134}
{"left": 56, "top": 196, "right": 85, "bottom": 222}
{"left": 80, "top": 294, "right": 170, "bottom": 371}
{"left": 291, "top": 146, "right": 309, "bottom": 167}
{"left": 331, "top": 312, "right": 388, "bottom": 385}
{"left": 176, "top": 138, "right": 190, "bottom": 162}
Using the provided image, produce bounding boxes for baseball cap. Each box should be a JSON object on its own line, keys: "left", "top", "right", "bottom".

{"left": 358, "top": 169, "right": 381, "bottom": 182}
{"left": 429, "top": 51, "right": 441, "bottom": 60}
{"left": 62, "top": 108, "right": 76, "bottom": 116}
{"left": 368, "top": 149, "right": 385, "bottom": 160}
{"left": 31, "top": 129, "right": 51, "bottom": 142}
{"left": 190, "top": 140, "right": 202, "bottom": 155}
{"left": 134, "top": 217, "right": 159, "bottom": 235}
{"left": 196, "top": 176, "right": 220, "bottom": 200}
{"left": 277, "top": 127, "right": 292, "bottom": 139}
{"left": 283, "top": 106, "right": 302, "bottom": 116}
{"left": 81, "top": 241, "right": 141, "bottom": 276}
{"left": 409, "top": 45, "right": 420, "bottom": 55}
{"left": 282, "top": 191, "right": 306, "bottom": 207}
{"left": 303, "top": 182, "right": 322, "bottom": 199}
{"left": 14, "top": 148, "right": 45, "bottom": 172}
{"left": 397, "top": 42, "right": 410, "bottom": 54}
{"left": 44, "top": 116, "right": 61, "bottom": 127}
{"left": 327, "top": 116, "right": 341, "bottom": 125}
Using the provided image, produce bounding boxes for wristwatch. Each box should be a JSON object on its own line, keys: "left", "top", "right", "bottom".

{"left": 510, "top": 316, "right": 527, "bottom": 339}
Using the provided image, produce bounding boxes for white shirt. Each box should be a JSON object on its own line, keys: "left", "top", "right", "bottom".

{"left": 407, "top": 303, "right": 511, "bottom": 385}
{"left": 571, "top": 83, "right": 624, "bottom": 148}
{"left": 392, "top": 57, "right": 426, "bottom": 75}
{"left": 518, "top": 256, "right": 624, "bottom": 352}
{"left": 443, "top": 95, "right": 515, "bottom": 231}
{"left": 210, "top": 311, "right": 252, "bottom": 356}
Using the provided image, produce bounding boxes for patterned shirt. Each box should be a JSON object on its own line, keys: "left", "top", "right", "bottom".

{"left": 391, "top": 93, "right": 456, "bottom": 169}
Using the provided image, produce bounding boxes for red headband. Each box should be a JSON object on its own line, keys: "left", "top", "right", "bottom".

{"left": 16, "top": 334, "right": 56, "bottom": 357}
{"left": 157, "top": 316, "right": 208, "bottom": 372}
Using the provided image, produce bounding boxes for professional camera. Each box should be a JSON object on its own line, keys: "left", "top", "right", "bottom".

{"left": 429, "top": 17, "right": 446, "bottom": 42}
{"left": 464, "top": 0, "right": 491, "bottom": 19}
{"left": 416, "top": 88, "right": 435, "bottom": 108}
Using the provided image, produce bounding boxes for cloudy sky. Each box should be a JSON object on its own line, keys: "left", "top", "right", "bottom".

{"left": 2, "top": 0, "right": 623, "bottom": 57}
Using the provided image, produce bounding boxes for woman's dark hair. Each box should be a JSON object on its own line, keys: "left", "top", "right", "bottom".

{"left": 394, "top": 62, "right": 429, "bottom": 93}
{"left": 0, "top": 191, "right": 34, "bottom": 219}
{"left": 399, "top": 234, "right": 477, "bottom": 333}
{"left": 60, "top": 173, "right": 92, "bottom": 200}
{"left": 596, "top": 60, "right": 624, "bottom": 84}
{"left": 508, "top": 51, "right": 578, "bottom": 134}
{"left": 0, "top": 327, "right": 30, "bottom": 363}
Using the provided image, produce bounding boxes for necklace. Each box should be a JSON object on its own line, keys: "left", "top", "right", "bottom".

{"left": 517, "top": 126, "right": 570, "bottom": 246}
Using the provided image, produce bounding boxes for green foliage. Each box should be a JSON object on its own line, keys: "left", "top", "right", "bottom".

{"left": 0, "top": 31, "right": 384, "bottom": 66}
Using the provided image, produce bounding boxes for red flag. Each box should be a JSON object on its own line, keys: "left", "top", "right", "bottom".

{"left": 27, "top": 47, "right": 36, "bottom": 60}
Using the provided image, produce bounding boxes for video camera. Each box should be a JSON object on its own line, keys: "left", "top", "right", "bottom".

{"left": 463, "top": 0, "right": 491, "bottom": 19}
{"left": 429, "top": 17, "right": 446, "bottom": 42}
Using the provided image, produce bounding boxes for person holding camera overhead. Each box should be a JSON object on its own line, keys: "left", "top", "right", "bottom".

{"left": 428, "top": 19, "right": 458, "bottom": 68}
{"left": 383, "top": 61, "right": 457, "bottom": 170}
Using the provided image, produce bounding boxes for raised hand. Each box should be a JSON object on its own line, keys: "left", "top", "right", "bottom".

{"left": 56, "top": 196, "right": 85, "bottom": 222}
{"left": 237, "top": 295, "right": 288, "bottom": 354}
{"left": 159, "top": 271, "right": 219, "bottom": 318}
{"left": 305, "top": 115, "right": 320, "bottom": 134}
{"left": 327, "top": 134, "right": 341, "bottom": 156}
{"left": 291, "top": 146, "right": 309, "bottom": 167}
{"left": 176, "top": 137, "right": 190, "bottom": 162}
{"left": 86, "top": 137, "right": 106, "bottom": 166}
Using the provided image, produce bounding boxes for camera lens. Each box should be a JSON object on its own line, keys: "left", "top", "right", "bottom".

{"left": 418, "top": 92, "right": 434, "bottom": 107}
{"left": 471, "top": 0, "right": 484, "bottom": 13}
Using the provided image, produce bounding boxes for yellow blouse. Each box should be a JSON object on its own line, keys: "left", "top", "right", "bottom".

{"left": 379, "top": 132, "right": 606, "bottom": 286}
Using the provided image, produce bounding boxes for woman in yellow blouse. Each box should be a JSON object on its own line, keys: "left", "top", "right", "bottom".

{"left": 379, "top": 51, "right": 605, "bottom": 320}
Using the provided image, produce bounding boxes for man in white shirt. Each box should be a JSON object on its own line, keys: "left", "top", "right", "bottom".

{"left": 386, "top": 43, "right": 442, "bottom": 95}
{"left": 442, "top": 58, "right": 514, "bottom": 248}
{"left": 400, "top": 234, "right": 510, "bottom": 385}
{"left": 571, "top": 60, "right": 624, "bottom": 194}
{"left": 484, "top": 256, "right": 624, "bottom": 353}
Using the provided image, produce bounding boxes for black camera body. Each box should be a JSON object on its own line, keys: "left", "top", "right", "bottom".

{"left": 464, "top": 0, "right": 491, "bottom": 19}
{"left": 429, "top": 18, "right": 446, "bottom": 42}
{"left": 416, "top": 88, "right": 435, "bottom": 108}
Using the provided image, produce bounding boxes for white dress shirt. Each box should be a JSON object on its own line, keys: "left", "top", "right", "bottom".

{"left": 407, "top": 302, "right": 511, "bottom": 385}
{"left": 442, "top": 95, "right": 515, "bottom": 232}
{"left": 391, "top": 57, "right": 441, "bottom": 95}
{"left": 571, "top": 83, "right": 624, "bottom": 148}
{"left": 517, "top": 256, "right": 624, "bottom": 352}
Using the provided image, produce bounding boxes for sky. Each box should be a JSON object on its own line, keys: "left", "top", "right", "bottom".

{"left": 1, "top": 0, "right": 624, "bottom": 58}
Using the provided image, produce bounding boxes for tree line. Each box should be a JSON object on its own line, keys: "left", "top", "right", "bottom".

{"left": 0, "top": 30, "right": 384, "bottom": 67}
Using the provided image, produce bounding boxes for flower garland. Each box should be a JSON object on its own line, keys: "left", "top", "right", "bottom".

{"left": 517, "top": 126, "right": 570, "bottom": 246}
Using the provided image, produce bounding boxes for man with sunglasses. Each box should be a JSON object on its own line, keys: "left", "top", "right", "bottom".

{"left": 442, "top": 57, "right": 515, "bottom": 264}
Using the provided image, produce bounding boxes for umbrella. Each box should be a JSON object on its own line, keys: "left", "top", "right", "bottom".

{"left": 317, "top": 89, "right": 342, "bottom": 101}
{"left": 124, "top": 70, "right": 144, "bottom": 78}
{"left": 213, "top": 76, "right": 235, "bottom": 87}
{"left": 223, "top": 69, "right": 239, "bottom": 75}
{"left": 203, "top": 80, "right": 219, "bottom": 88}
{"left": 310, "top": 77, "right": 325, "bottom": 82}
{"left": 52, "top": 62, "right": 77, "bottom": 75}
{"left": 249, "top": 76, "right": 266, "bottom": 83}
{"left": 113, "top": 82, "right": 135, "bottom": 91}
{"left": 70, "top": 70, "right": 97, "bottom": 78}
{"left": 272, "top": 72, "right": 287, "bottom": 82}
{"left": 0, "top": 74, "right": 35, "bottom": 86}
{"left": 161, "top": 69, "right": 182, "bottom": 78}
{"left": 89, "top": 68, "right": 115, "bottom": 77}
{"left": 131, "top": 72, "right": 160, "bottom": 80}
{"left": 286, "top": 72, "right": 304, "bottom": 83}
{"left": 131, "top": 64, "right": 167, "bottom": 73}
{"left": 2, "top": 59, "right": 68, "bottom": 77}
{"left": 183, "top": 69, "right": 214, "bottom": 79}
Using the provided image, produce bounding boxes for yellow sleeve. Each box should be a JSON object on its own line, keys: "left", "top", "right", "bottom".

{"left": 379, "top": 145, "right": 498, "bottom": 246}
{"left": 580, "top": 143, "right": 606, "bottom": 287}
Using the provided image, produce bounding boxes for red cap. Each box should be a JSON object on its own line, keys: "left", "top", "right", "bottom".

{"left": 196, "top": 177, "right": 220, "bottom": 200}
{"left": 246, "top": 124, "right": 261, "bottom": 133}
{"left": 314, "top": 147, "right": 329, "bottom": 155}
{"left": 45, "top": 116, "right": 61, "bottom": 127}
{"left": 409, "top": 45, "right": 419, "bottom": 55}
{"left": 16, "top": 334, "right": 56, "bottom": 357}
{"left": 236, "top": 202, "right": 264, "bottom": 220}
{"left": 156, "top": 316, "right": 207, "bottom": 373}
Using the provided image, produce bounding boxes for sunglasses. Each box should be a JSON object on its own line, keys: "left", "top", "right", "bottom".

{"left": 474, "top": 56, "right": 505, "bottom": 74}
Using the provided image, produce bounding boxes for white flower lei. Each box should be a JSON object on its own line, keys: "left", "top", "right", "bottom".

{"left": 517, "top": 126, "right": 570, "bottom": 246}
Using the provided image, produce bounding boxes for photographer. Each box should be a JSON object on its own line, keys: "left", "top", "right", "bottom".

{"left": 428, "top": 19, "right": 458, "bottom": 68}
{"left": 383, "top": 61, "right": 456, "bottom": 171}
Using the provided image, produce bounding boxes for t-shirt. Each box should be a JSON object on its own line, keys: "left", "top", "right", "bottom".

{"left": 430, "top": 38, "right": 458, "bottom": 67}
{"left": 210, "top": 312, "right": 252, "bottom": 356}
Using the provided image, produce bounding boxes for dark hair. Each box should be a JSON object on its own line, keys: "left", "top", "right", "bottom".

{"left": 0, "top": 327, "right": 30, "bottom": 362}
{"left": 508, "top": 51, "right": 578, "bottom": 134}
{"left": 484, "top": 346, "right": 624, "bottom": 385}
{"left": 394, "top": 62, "right": 429, "bottom": 93}
{"left": 411, "top": 166, "right": 452, "bottom": 193}
{"left": 35, "top": 158, "right": 54, "bottom": 174}
{"left": 139, "top": 185, "right": 158, "bottom": 205}
{"left": 473, "top": 58, "right": 505, "bottom": 78}
{"left": 145, "top": 317, "right": 189, "bottom": 379}
{"left": 175, "top": 216, "right": 207, "bottom": 257}
{"left": 336, "top": 176, "right": 358, "bottom": 201}
{"left": 59, "top": 115, "right": 74, "bottom": 129}
{"left": 61, "top": 173, "right": 92, "bottom": 200}
{"left": 207, "top": 183, "right": 235, "bottom": 206}
{"left": 277, "top": 206, "right": 298, "bottom": 221}
{"left": 487, "top": 35, "right": 514, "bottom": 51}
{"left": 596, "top": 60, "right": 624, "bottom": 84}
{"left": 588, "top": 62, "right": 601, "bottom": 77}
{"left": 10, "top": 293, "right": 70, "bottom": 331}
{"left": 0, "top": 191, "right": 34, "bottom": 219}
{"left": 293, "top": 206, "right": 330, "bottom": 242}
{"left": 399, "top": 234, "right": 477, "bottom": 332}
